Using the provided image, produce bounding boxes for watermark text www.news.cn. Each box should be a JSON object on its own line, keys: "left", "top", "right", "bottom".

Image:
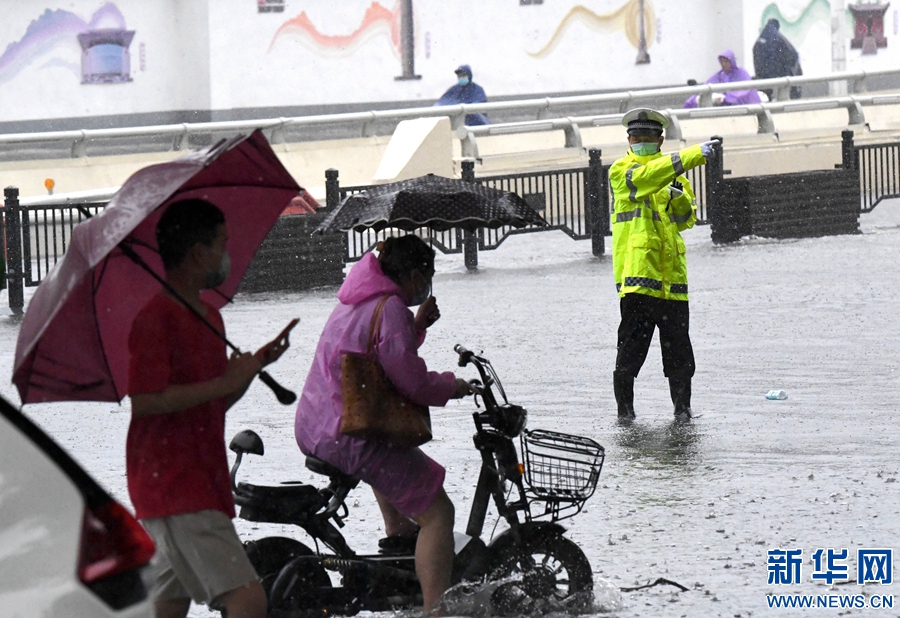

{"left": 767, "top": 547, "right": 893, "bottom": 610}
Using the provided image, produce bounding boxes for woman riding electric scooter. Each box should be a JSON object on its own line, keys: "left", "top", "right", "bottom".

{"left": 294, "top": 235, "right": 471, "bottom": 613}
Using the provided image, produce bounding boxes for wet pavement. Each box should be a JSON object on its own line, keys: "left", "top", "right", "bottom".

{"left": 2, "top": 202, "right": 900, "bottom": 617}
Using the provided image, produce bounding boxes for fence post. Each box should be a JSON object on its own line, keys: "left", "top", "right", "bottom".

{"left": 586, "top": 148, "right": 605, "bottom": 257}
{"left": 460, "top": 160, "right": 478, "bottom": 271}
{"left": 841, "top": 129, "right": 856, "bottom": 170}
{"left": 325, "top": 168, "right": 340, "bottom": 211}
{"left": 707, "top": 136, "right": 735, "bottom": 244}
{"left": 4, "top": 187, "right": 24, "bottom": 313}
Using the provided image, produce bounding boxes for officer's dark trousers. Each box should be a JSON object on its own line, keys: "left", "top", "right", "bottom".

{"left": 614, "top": 293, "right": 695, "bottom": 380}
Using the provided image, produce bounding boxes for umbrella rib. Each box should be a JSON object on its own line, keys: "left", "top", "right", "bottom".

{"left": 27, "top": 367, "right": 107, "bottom": 394}
{"left": 90, "top": 257, "right": 122, "bottom": 401}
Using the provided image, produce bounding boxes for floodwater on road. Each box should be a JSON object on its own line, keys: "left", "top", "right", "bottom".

{"left": 2, "top": 202, "right": 899, "bottom": 617}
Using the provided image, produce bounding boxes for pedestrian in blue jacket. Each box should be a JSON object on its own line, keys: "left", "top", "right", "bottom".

{"left": 434, "top": 64, "right": 490, "bottom": 126}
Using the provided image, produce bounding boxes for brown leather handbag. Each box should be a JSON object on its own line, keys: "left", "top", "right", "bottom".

{"left": 340, "top": 296, "right": 432, "bottom": 448}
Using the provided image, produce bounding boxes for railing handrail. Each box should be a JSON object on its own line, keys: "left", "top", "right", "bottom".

{"left": 467, "top": 92, "right": 900, "bottom": 133}
{"left": 18, "top": 187, "right": 119, "bottom": 207}
{"left": 455, "top": 91, "right": 900, "bottom": 154}
{"left": 2, "top": 68, "right": 899, "bottom": 152}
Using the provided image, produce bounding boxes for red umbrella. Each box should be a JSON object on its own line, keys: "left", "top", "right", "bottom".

{"left": 13, "top": 130, "right": 300, "bottom": 405}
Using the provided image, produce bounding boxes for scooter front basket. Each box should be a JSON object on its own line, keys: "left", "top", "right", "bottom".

{"left": 520, "top": 429, "right": 604, "bottom": 520}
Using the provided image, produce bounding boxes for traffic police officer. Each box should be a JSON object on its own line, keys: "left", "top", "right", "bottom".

{"left": 610, "top": 108, "right": 718, "bottom": 420}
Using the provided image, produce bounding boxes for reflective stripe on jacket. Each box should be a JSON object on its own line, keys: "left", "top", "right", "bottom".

{"left": 609, "top": 144, "right": 706, "bottom": 300}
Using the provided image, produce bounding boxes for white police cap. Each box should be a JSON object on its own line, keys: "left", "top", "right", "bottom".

{"left": 622, "top": 108, "right": 668, "bottom": 135}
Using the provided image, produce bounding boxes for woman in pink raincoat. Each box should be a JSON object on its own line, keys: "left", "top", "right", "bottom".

{"left": 295, "top": 235, "right": 471, "bottom": 612}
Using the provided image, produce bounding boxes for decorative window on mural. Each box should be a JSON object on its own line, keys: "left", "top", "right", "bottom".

{"left": 259, "top": 0, "right": 285, "bottom": 13}
{"left": 849, "top": 3, "right": 889, "bottom": 54}
{"left": 77, "top": 29, "right": 135, "bottom": 84}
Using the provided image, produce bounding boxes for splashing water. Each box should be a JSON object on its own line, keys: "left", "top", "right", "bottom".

{"left": 424, "top": 577, "right": 623, "bottom": 617}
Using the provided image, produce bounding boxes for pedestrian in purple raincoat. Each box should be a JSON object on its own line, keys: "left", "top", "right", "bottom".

{"left": 684, "top": 49, "right": 762, "bottom": 108}
{"left": 295, "top": 235, "right": 471, "bottom": 613}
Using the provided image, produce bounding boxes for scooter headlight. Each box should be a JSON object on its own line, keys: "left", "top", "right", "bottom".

{"left": 495, "top": 404, "right": 527, "bottom": 438}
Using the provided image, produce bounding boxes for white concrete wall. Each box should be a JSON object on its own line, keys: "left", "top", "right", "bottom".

{"left": 0, "top": 0, "right": 896, "bottom": 126}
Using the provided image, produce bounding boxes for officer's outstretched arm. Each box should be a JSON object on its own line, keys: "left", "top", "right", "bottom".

{"left": 623, "top": 144, "right": 707, "bottom": 201}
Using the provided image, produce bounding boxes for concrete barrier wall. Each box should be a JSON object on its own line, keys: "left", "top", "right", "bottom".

{"left": 710, "top": 168, "right": 860, "bottom": 244}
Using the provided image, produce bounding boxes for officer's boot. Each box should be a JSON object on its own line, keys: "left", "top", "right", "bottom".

{"left": 613, "top": 371, "right": 635, "bottom": 419}
{"left": 669, "top": 376, "right": 692, "bottom": 421}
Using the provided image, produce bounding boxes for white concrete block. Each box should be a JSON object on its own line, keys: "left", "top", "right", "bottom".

{"left": 371, "top": 117, "right": 454, "bottom": 183}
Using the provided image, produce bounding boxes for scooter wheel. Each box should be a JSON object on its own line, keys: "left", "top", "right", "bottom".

{"left": 268, "top": 553, "right": 333, "bottom": 615}
{"left": 244, "top": 537, "right": 323, "bottom": 597}
{"left": 489, "top": 534, "right": 592, "bottom": 614}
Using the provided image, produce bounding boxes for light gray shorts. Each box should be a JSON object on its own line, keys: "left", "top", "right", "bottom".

{"left": 141, "top": 509, "right": 258, "bottom": 606}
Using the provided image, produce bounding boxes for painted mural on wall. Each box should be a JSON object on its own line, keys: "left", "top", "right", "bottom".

{"left": 528, "top": 0, "right": 655, "bottom": 59}
{"left": 0, "top": 3, "right": 134, "bottom": 86}
{"left": 269, "top": 2, "right": 402, "bottom": 57}
{"left": 265, "top": 0, "right": 655, "bottom": 82}
{"left": 758, "top": 0, "right": 834, "bottom": 45}
{"left": 752, "top": 0, "right": 894, "bottom": 72}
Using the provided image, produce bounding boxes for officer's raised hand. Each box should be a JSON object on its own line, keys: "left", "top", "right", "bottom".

{"left": 700, "top": 140, "right": 721, "bottom": 160}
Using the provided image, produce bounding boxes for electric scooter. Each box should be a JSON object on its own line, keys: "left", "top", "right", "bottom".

{"left": 228, "top": 345, "right": 605, "bottom": 616}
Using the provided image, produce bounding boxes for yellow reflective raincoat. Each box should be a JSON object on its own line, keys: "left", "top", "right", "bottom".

{"left": 609, "top": 145, "right": 707, "bottom": 301}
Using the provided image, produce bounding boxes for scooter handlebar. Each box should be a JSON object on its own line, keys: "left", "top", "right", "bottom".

{"left": 455, "top": 344, "right": 475, "bottom": 367}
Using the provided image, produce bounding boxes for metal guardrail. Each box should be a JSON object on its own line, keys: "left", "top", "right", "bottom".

{"left": 1, "top": 69, "right": 898, "bottom": 158}
{"left": 458, "top": 92, "right": 900, "bottom": 158}
{"left": 3, "top": 131, "right": 897, "bottom": 311}
{"left": 857, "top": 140, "right": 900, "bottom": 212}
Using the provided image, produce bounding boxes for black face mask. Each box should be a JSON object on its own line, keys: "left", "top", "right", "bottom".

{"left": 409, "top": 269, "right": 432, "bottom": 306}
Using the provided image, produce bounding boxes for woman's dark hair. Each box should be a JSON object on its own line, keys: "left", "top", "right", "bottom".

{"left": 377, "top": 235, "right": 435, "bottom": 284}
{"left": 156, "top": 199, "right": 225, "bottom": 270}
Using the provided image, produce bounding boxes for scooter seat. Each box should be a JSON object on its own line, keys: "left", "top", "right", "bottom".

{"left": 234, "top": 482, "right": 323, "bottom": 524}
{"left": 305, "top": 456, "right": 359, "bottom": 489}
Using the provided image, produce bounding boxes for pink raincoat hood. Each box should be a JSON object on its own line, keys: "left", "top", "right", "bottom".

{"left": 294, "top": 251, "right": 457, "bottom": 477}
{"left": 337, "top": 252, "right": 405, "bottom": 306}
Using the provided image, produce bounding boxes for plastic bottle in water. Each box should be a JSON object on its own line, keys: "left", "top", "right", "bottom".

{"left": 765, "top": 389, "right": 788, "bottom": 400}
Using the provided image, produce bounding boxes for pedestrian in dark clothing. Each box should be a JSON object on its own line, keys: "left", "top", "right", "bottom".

{"left": 434, "top": 64, "right": 490, "bottom": 126}
{"left": 753, "top": 18, "right": 803, "bottom": 99}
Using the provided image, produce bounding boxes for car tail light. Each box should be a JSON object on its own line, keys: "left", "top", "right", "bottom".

{"left": 78, "top": 500, "right": 155, "bottom": 584}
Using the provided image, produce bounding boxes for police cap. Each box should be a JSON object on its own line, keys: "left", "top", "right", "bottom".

{"left": 622, "top": 108, "right": 668, "bottom": 136}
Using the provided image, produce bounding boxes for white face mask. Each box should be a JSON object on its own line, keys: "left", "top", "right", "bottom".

{"left": 205, "top": 249, "right": 231, "bottom": 289}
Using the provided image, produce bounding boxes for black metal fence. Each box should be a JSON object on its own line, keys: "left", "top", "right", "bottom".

{"left": 0, "top": 189, "right": 104, "bottom": 310}
{"left": 4, "top": 130, "right": 898, "bottom": 311}
{"left": 19, "top": 202, "right": 106, "bottom": 286}
{"left": 0, "top": 188, "right": 346, "bottom": 313}
{"left": 857, "top": 139, "right": 900, "bottom": 212}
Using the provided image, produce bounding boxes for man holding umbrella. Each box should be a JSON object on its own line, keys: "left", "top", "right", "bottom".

{"left": 127, "top": 199, "right": 296, "bottom": 618}
{"left": 610, "top": 109, "right": 718, "bottom": 421}
{"left": 12, "top": 131, "right": 304, "bottom": 616}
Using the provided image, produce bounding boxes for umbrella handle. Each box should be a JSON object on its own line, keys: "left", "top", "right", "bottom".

{"left": 258, "top": 370, "right": 297, "bottom": 405}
